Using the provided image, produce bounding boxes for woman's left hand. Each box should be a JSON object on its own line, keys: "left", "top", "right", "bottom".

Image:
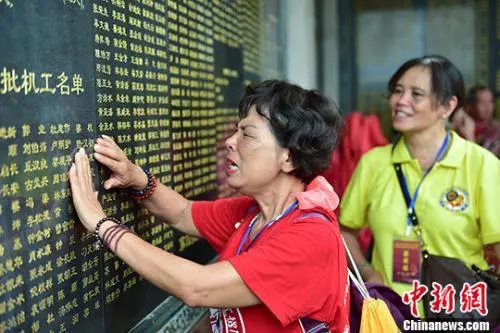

{"left": 68, "top": 148, "right": 106, "bottom": 232}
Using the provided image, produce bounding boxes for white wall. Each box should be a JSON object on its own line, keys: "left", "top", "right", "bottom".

{"left": 284, "top": 0, "right": 317, "bottom": 89}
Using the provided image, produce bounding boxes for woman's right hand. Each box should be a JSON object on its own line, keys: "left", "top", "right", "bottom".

{"left": 94, "top": 135, "right": 148, "bottom": 190}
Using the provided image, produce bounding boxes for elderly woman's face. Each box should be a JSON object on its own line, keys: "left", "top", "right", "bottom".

{"left": 390, "top": 66, "right": 450, "bottom": 134}
{"left": 224, "top": 106, "right": 289, "bottom": 194}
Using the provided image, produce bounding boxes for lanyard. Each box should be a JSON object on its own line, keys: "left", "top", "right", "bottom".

{"left": 398, "top": 132, "right": 450, "bottom": 236}
{"left": 236, "top": 201, "right": 298, "bottom": 255}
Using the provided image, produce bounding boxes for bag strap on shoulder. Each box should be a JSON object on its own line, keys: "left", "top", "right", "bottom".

{"left": 299, "top": 211, "right": 371, "bottom": 299}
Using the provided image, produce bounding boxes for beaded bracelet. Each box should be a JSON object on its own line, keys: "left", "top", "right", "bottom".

{"left": 102, "top": 224, "right": 133, "bottom": 252}
{"left": 95, "top": 216, "right": 121, "bottom": 248}
{"left": 130, "top": 168, "right": 157, "bottom": 201}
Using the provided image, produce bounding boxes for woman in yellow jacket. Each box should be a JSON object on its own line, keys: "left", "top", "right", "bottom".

{"left": 340, "top": 55, "right": 500, "bottom": 318}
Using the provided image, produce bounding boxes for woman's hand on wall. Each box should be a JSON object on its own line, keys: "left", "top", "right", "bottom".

{"left": 69, "top": 148, "right": 106, "bottom": 231}
{"left": 94, "top": 135, "right": 148, "bottom": 190}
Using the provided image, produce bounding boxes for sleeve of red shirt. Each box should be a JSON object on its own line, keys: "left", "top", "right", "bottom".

{"left": 228, "top": 217, "right": 346, "bottom": 327}
{"left": 191, "top": 196, "right": 256, "bottom": 253}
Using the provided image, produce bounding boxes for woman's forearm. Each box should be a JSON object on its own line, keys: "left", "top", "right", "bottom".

{"left": 341, "top": 226, "right": 373, "bottom": 278}
{"left": 140, "top": 182, "right": 189, "bottom": 223}
{"left": 100, "top": 220, "right": 201, "bottom": 303}
{"left": 98, "top": 220, "right": 260, "bottom": 309}
{"left": 131, "top": 166, "right": 198, "bottom": 236}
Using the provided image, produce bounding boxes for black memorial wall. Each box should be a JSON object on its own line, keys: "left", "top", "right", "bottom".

{"left": 0, "top": 0, "right": 280, "bottom": 332}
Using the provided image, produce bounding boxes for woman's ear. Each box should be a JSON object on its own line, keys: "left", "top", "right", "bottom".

{"left": 281, "top": 150, "right": 295, "bottom": 173}
{"left": 442, "top": 96, "right": 458, "bottom": 119}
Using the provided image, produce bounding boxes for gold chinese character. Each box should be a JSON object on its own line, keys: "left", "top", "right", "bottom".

{"left": 39, "top": 73, "right": 56, "bottom": 94}
{"left": 31, "top": 321, "right": 40, "bottom": 333}
{"left": 13, "top": 237, "right": 22, "bottom": 251}
{"left": 26, "top": 197, "right": 34, "bottom": 209}
{"left": 22, "top": 124, "right": 30, "bottom": 137}
{"left": 12, "top": 219, "right": 20, "bottom": 232}
{"left": 11, "top": 200, "right": 20, "bottom": 214}
{"left": 6, "top": 126, "right": 15, "bottom": 139}
{"left": 38, "top": 124, "right": 46, "bottom": 135}
{"left": 7, "top": 144, "right": 17, "bottom": 157}
{"left": 21, "top": 69, "right": 39, "bottom": 94}
{"left": 9, "top": 163, "right": 18, "bottom": 176}
{"left": 71, "top": 74, "right": 84, "bottom": 95}
{"left": 10, "top": 182, "right": 19, "bottom": 195}
{"left": 0, "top": 67, "right": 21, "bottom": 94}
{"left": 0, "top": 164, "right": 9, "bottom": 178}
{"left": 56, "top": 72, "right": 70, "bottom": 95}
{"left": 41, "top": 193, "right": 49, "bottom": 205}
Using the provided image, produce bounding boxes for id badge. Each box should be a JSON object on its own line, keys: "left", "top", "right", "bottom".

{"left": 392, "top": 237, "right": 421, "bottom": 284}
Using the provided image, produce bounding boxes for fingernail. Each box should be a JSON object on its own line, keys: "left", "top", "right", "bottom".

{"left": 94, "top": 144, "right": 100, "bottom": 151}
{"left": 79, "top": 147, "right": 85, "bottom": 154}
{"left": 102, "top": 134, "right": 111, "bottom": 139}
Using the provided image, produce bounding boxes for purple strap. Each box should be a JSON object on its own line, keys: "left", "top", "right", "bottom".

{"left": 298, "top": 212, "right": 330, "bottom": 221}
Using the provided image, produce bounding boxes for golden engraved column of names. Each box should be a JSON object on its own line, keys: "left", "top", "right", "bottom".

{"left": 214, "top": 0, "right": 241, "bottom": 198}
{"left": 92, "top": 0, "right": 129, "bottom": 311}
{"left": 167, "top": 0, "right": 216, "bottom": 198}
{"left": 92, "top": 0, "right": 174, "bottom": 307}
{"left": 241, "top": 0, "right": 262, "bottom": 85}
{"left": 93, "top": 0, "right": 147, "bottom": 308}
{"left": 167, "top": 0, "right": 216, "bottom": 253}
{"left": 260, "top": 0, "right": 282, "bottom": 79}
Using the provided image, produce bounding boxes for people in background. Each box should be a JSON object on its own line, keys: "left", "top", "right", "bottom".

{"left": 322, "top": 111, "right": 388, "bottom": 260}
{"left": 466, "top": 85, "right": 500, "bottom": 157}
{"left": 339, "top": 55, "right": 500, "bottom": 309}
{"left": 449, "top": 107, "right": 475, "bottom": 141}
{"left": 68, "top": 80, "right": 350, "bottom": 333}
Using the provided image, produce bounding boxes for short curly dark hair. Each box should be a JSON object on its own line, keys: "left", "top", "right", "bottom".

{"left": 239, "top": 80, "right": 342, "bottom": 183}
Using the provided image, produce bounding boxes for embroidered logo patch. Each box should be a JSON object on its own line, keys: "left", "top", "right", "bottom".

{"left": 440, "top": 187, "right": 469, "bottom": 212}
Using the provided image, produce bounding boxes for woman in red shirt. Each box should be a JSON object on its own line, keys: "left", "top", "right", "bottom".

{"left": 68, "top": 80, "right": 350, "bottom": 332}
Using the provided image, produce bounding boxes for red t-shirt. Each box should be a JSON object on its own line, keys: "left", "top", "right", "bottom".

{"left": 192, "top": 176, "right": 350, "bottom": 333}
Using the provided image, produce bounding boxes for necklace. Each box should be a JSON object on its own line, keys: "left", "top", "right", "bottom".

{"left": 236, "top": 200, "right": 298, "bottom": 255}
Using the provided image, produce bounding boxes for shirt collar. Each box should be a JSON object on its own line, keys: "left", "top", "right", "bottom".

{"left": 296, "top": 176, "right": 339, "bottom": 211}
{"left": 391, "top": 131, "right": 465, "bottom": 168}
